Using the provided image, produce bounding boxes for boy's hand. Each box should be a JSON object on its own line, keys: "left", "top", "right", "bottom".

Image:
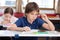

{"left": 40, "top": 14, "right": 49, "bottom": 22}
{"left": 23, "top": 26, "right": 31, "bottom": 32}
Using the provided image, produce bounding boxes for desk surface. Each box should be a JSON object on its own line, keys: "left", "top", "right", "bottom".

{"left": 49, "top": 18, "right": 60, "bottom": 20}
{"left": 0, "top": 30, "right": 60, "bottom": 37}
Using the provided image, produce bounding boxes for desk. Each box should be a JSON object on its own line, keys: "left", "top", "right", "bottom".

{"left": 49, "top": 18, "right": 60, "bottom": 24}
{"left": 49, "top": 18, "right": 60, "bottom": 20}
{"left": 49, "top": 18, "right": 60, "bottom": 30}
{"left": 0, "top": 30, "right": 60, "bottom": 37}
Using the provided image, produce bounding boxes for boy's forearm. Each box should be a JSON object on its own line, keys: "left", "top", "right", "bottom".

{"left": 15, "top": 27, "right": 24, "bottom": 31}
{"left": 46, "top": 20, "right": 55, "bottom": 31}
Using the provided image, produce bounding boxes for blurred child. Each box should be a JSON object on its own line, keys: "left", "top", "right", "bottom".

{"left": 0, "top": 7, "right": 18, "bottom": 29}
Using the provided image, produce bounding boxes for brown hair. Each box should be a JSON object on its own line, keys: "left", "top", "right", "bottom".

{"left": 25, "top": 2, "right": 39, "bottom": 14}
{"left": 4, "top": 7, "right": 13, "bottom": 15}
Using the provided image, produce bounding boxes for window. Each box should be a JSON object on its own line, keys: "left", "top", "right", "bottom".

{"left": 22, "top": 0, "right": 28, "bottom": 8}
{"left": 0, "top": 0, "right": 16, "bottom": 7}
{"left": 22, "top": 0, "right": 55, "bottom": 10}
{"left": 0, "top": 0, "right": 16, "bottom": 13}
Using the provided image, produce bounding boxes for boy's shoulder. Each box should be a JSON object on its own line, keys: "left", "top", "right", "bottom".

{"left": 19, "top": 16, "right": 26, "bottom": 19}
{"left": 18, "top": 17, "right": 27, "bottom": 21}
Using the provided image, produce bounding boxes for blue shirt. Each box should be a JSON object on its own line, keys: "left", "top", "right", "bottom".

{"left": 15, "top": 17, "right": 44, "bottom": 29}
{"left": 15, "top": 17, "right": 45, "bottom": 40}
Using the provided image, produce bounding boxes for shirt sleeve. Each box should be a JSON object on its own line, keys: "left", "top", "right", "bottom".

{"left": 0, "top": 16, "right": 4, "bottom": 24}
{"left": 15, "top": 18, "right": 22, "bottom": 27}
{"left": 38, "top": 18, "right": 45, "bottom": 27}
{"left": 11, "top": 16, "right": 18, "bottom": 24}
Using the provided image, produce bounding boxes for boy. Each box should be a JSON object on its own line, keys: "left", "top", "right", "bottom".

{"left": 8, "top": 2, "right": 55, "bottom": 40}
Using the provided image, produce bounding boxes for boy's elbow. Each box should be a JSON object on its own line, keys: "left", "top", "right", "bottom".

{"left": 50, "top": 26, "right": 55, "bottom": 31}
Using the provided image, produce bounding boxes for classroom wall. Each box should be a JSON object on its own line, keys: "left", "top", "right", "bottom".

{"left": 0, "top": 0, "right": 59, "bottom": 14}
{"left": 22, "top": 0, "right": 58, "bottom": 14}
{"left": 56, "top": 0, "right": 60, "bottom": 13}
{"left": 0, "top": 9, "right": 55, "bottom": 14}
{"left": 22, "top": 9, "right": 55, "bottom": 14}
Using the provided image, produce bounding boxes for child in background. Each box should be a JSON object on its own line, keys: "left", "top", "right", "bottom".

{"left": 0, "top": 7, "right": 18, "bottom": 29}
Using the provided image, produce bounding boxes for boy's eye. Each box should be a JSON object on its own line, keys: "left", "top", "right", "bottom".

{"left": 36, "top": 14, "right": 38, "bottom": 15}
{"left": 30, "top": 13, "right": 38, "bottom": 15}
{"left": 31, "top": 13, "right": 34, "bottom": 15}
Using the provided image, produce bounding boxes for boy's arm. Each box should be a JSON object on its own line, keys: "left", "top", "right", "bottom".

{"left": 41, "top": 14, "right": 55, "bottom": 31}
{"left": 7, "top": 24, "right": 31, "bottom": 32}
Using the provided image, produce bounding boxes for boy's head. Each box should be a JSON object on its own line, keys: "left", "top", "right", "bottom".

{"left": 25, "top": 2, "right": 39, "bottom": 21}
{"left": 4, "top": 7, "right": 13, "bottom": 21}
{"left": 25, "top": 2, "right": 39, "bottom": 13}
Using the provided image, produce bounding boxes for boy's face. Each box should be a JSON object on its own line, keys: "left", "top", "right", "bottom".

{"left": 27, "top": 10, "right": 39, "bottom": 21}
{"left": 4, "top": 13, "right": 12, "bottom": 21}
